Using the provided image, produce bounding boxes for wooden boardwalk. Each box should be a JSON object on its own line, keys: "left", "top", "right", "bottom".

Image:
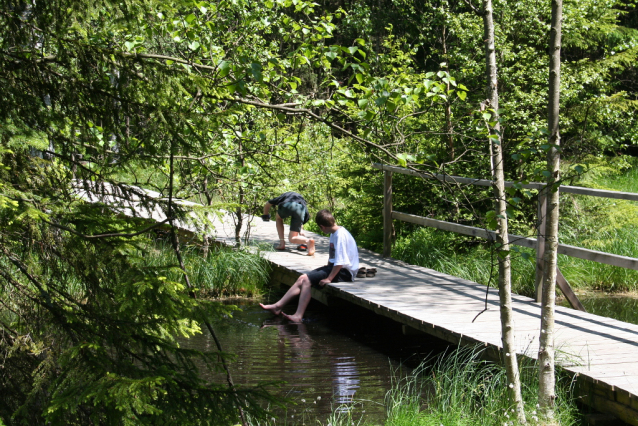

{"left": 211, "top": 214, "right": 638, "bottom": 425}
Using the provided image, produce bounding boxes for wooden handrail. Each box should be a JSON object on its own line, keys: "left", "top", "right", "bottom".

{"left": 372, "top": 163, "right": 638, "bottom": 201}
{"left": 393, "top": 211, "right": 638, "bottom": 271}
{"left": 377, "top": 162, "right": 638, "bottom": 311}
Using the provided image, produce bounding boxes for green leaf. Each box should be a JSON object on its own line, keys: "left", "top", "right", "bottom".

{"left": 457, "top": 91, "right": 467, "bottom": 101}
{"left": 185, "top": 14, "right": 196, "bottom": 24}
{"left": 348, "top": 46, "right": 359, "bottom": 55}
{"left": 358, "top": 98, "right": 369, "bottom": 108}
{"left": 218, "top": 61, "right": 231, "bottom": 77}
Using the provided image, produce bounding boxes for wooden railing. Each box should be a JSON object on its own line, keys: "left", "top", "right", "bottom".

{"left": 374, "top": 163, "right": 638, "bottom": 311}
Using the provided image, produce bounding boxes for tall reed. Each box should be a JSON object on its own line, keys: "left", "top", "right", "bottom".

{"left": 385, "top": 346, "right": 581, "bottom": 426}
{"left": 143, "top": 242, "right": 271, "bottom": 297}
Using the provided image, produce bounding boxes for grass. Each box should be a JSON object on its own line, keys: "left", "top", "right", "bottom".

{"left": 246, "top": 346, "right": 583, "bottom": 426}
{"left": 143, "top": 241, "right": 272, "bottom": 297}
{"left": 392, "top": 227, "right": 537, "bottom": 297}
{"left": 384, "top": 347, "right": 581, "bottom": 426}
{"left": 391, "top": 160, "right": 638, "bottom": 295}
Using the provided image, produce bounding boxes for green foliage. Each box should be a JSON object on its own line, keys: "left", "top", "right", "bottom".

{"left": 0, "top": 147, "right": 278, "bottom": 424}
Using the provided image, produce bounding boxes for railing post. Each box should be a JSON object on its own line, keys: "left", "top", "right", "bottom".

{"left": 383, "top": 170, "right": 393, "bottom": 258}
{"left": 534, "top": 188, "right": 547, "bottom": 303}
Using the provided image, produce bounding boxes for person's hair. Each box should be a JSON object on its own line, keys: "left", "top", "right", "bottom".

{"left": 315, "top": 209, "right": 336, "bottom": 228}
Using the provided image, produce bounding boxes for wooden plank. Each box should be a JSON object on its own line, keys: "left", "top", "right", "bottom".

{"left": 371, "top": 163, "right": 638, "bottom": 201}
{"left": 393, "top": 211, "right": 535, "bottom": 247}
{"left": 560, "top": 185, "right": 638, "bottom": 202}
{"left": 132, "top": 202, "right": 638, "bottom": 426}
{"left": 393, "top": 211, "right": 638, "bottom": 271}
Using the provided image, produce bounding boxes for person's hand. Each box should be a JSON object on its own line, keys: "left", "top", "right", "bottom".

{"left": 261, "top": 214, "right": 270, "bottom": 222}
{"left": 318, "top": 278, "right": 331, "bottom": 287}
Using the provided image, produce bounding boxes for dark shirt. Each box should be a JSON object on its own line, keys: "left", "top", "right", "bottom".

{"left": 268, "top": 192, "right": 310, "bottom": 224}
{"left": 268, "top": 192, "right": 307, "bottom": 208}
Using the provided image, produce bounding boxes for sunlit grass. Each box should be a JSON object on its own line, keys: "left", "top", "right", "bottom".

{"left": 385, "top": 347, "right": 581, "bottom": 426}
{"left": 392, "top": 227, "right": 537, "bottom": 297}
{"left": 143, "top": 241, "right": 271, "bottom": 297}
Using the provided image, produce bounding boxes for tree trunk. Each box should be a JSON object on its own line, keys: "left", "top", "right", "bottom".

{"left": 538, "top": 0, "right": 563, "bottom": 419}
{"left": 482, "top": 0, "right": 526, "bottom": 422}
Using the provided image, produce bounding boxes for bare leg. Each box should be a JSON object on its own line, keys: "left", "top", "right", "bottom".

{"left": 289, "top": 231, "right": 315, "bottom": 256}
{"left": 260, "top": 274, "right": 309, "bottom": 316}
{"left": 289, "top": 231, "right": 310, "bottom": 245}
{"left": 275, "top": 214, "right": 286, "bottom": 249}
{"left": 282, "top": 275, "right": 313, "bottom": 323}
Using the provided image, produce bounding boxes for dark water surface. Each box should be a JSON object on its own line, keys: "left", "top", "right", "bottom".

{"left": 180, "top": 296, "right": 448, "bottom": 425}
{"left": 562, "top": 294, "right": 638, "bottom": 325}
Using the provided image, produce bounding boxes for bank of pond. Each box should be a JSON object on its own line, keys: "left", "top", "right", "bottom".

{"left": 182, "top": 292, "right": 637, "bottom": 426}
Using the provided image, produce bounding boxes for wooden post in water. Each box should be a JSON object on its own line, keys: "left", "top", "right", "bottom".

{"left": 383, "top": 170, "right": 393, "bottom": 258}
{"left": 535, "top": 189, "right": 547, "bottom": 303}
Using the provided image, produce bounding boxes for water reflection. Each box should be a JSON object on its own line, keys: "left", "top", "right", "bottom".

{"left": 563, "top": 295, "right": 638, "bottom": 325}
{"left": 180, "top": 299, "right": 403, "bottom": 424}
{"left": 263, "top": 319, "right": 362, "bottom": 414}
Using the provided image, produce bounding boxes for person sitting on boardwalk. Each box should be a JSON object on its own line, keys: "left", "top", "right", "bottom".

{"left": 262, "top": 191, "right": 315, "bottom": 255}
{"left": 260, "top": 209, "right": 359, "bottom": 322}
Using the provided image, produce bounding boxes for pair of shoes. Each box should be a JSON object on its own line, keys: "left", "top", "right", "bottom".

{"left": 297, "top": 244, "right": 307, "bottom": 251}
{"left": 356, "top": 267, "right": 377, "bottom": 278}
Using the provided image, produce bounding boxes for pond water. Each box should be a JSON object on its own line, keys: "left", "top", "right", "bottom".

{"left": 180, "top": 295, "right": 448, "bottom": 425}
{"left": 561, "top": 294, "right": 638, "bottom": 325}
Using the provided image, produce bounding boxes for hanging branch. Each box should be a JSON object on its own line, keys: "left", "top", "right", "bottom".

{"left": 166, "top": 145, "right": 248, "bottom": 426}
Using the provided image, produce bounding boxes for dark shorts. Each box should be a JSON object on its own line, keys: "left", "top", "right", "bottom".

{"left": 306, "top": 263, "right": 354, "bottom": 288}
{"left": 277, "top": 202, "right": 306, "bottom": 232}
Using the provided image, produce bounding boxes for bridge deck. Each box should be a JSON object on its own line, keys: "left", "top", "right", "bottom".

{"left": 212, "top": 214, "right": 638, "bottom": 425}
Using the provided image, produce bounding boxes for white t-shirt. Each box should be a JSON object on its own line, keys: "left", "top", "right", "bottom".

{"left": 329, "top": 227, "right": 360, "bottom": 280}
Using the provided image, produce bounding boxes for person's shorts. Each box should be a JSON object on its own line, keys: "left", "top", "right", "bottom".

{"left": 277, "top": 202, "right": 306, "bottom": 232}
{"left": 306, "top": 264, "right": 354, "bottom": 288}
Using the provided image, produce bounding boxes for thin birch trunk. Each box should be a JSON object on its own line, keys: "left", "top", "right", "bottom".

{"left": 483, "top": 0, "right": 526, "bottom": 422}
{"left": 538, "top": 0, "right": 563, "bottom": 419}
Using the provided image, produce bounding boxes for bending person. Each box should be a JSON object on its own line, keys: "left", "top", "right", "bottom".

{"left": 262, "top": 191, "right": 315, "bottom": 255}
{"left": 260, "top": 209, "right": 359, "bottom": 322}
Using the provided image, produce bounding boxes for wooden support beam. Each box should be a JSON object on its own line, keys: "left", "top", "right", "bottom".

{"left": 556, "top": 268, "right": 586, "bottom": 312}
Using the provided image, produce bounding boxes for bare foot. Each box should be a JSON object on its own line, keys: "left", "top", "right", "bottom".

{"left": 259, "top": 303, "right": 282, "bottom": 316}
{"left": 307, "top": 239, "right": 316, "bottom": 256}
{"left": 282, "top": 312, "right": 303, "bottom": 323}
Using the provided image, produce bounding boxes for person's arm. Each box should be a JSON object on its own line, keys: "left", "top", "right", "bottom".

{"left": 261, "top": 202, "right": 273, "bottom": 221}
{"left": 318, "top": 264, "right": 343, "bottom": 286}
